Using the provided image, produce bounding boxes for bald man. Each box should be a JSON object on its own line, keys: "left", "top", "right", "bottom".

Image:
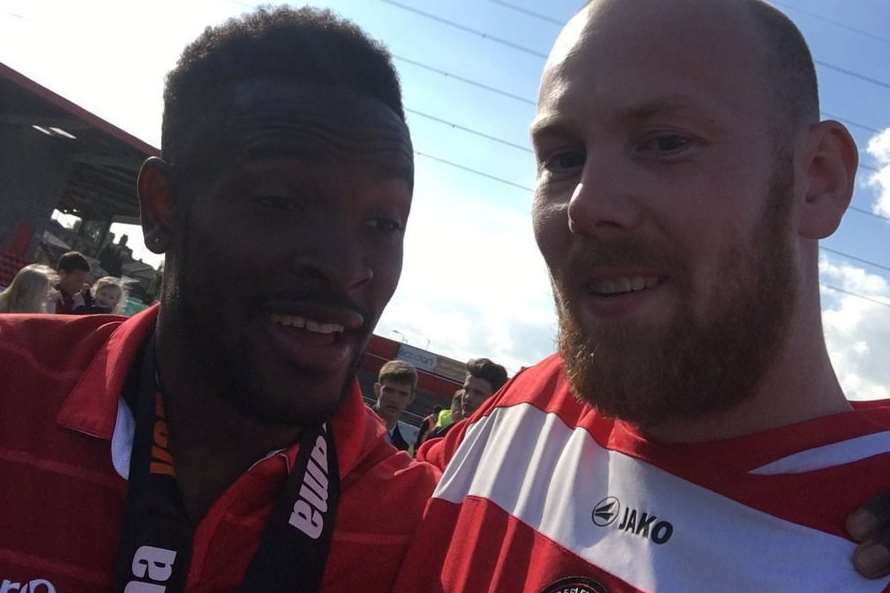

{"left": 395, "top": 1, "right": 890, "bottom": 591}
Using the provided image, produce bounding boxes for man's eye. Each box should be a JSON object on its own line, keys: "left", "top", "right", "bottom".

{"left": 251, "top": 195, "right": 302, "bottom": 211}
{"left": 542, "top": 150, "right": 586, "bottom": 173}
{"left": 639, "top": 134, "right": 692, "bottom": 154}
{"left": 366, "top": 218, "right": 404, "bottom": 234}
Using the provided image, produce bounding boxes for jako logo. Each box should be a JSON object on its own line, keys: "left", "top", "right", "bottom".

{"left": 591, "top": 497, "right": 674, "bottom": 545}
{"left": 1, "top": 578, "right": 60, "bottom": 593}
{"left": 288, "top": 426, "right": 330, "bottom": 539}
{"left": 591, "top": 497, "right": 621, "bottom": 527}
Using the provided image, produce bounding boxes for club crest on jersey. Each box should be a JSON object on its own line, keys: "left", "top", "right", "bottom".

{"left": 591, "top": 496, "right": 674, "bottom": 545}
{"left": 539, "top": 576, "right": 608, "bottom": 593}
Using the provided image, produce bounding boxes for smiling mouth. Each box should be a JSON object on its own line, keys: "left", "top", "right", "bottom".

{"left": 268, "top": 313, "right": 345, "bottom": 335}
{"left": 587, "top": 275, "right": 662, "bottom": 297}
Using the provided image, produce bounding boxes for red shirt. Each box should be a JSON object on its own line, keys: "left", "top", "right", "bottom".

{"left": 398, "top": 354, "right": 890, "bottom": 593}
{"left": 0, "top": 307, "right": 440, "bottom": 593}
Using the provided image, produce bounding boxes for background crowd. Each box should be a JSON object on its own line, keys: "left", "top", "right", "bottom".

{"left": 0, "top": 250, "right": 126, "bottom": 315}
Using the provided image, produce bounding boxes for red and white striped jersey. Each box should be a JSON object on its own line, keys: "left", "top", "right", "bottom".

{"left": 397, "top": 354, "right": 890, "bottom": 593}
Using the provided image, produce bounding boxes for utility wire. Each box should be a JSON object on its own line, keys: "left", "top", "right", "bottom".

{"left": 492, "top": 0, "right": 890, "bottom": 53}
{"left": 381, "top": 0, "right": 547, "bottom": 59}
{"left": 488, "top": 0, "right": 564, "bottom": 26}
{"left": 394, "top": 55, "right": 886, "bottom": 139}
{"left": 408, "top": 113, "right": 890, "bottom": 276}
{"left": 414, "top": 150, "right": 534, "bottom": 192}
{"left": 393, "top": 55, "right": 536, "bottom": 106}
{"left": 849, "top": 206, "right": 890, "bottom": 224}
{"left": 770, "top": 0, "right": 890, "bottom": 47}
{"left": 815, "top": 60, "right": 890, "bottom": 92}
{"left": 404, "top": 104, "right": 890, "bottom": 226}
{"left": 406, "top": 108, "right": 532, "bottom": 153}
{"left": 822, "top": 112, "right": 882, "bottom": 135}
{"left": 820, "top": 246, "right": 890, "bottom": 275}
{"left": 821, "top": 284, "right": 890, "bottom": 309}
{"left": 385, "top": 0, "right": 890, "bottom": 94}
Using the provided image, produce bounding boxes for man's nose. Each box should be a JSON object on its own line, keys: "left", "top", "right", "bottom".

{"left": 288, "top": 229, "right": 374, "bottom": 292}
{"left": 567, "top": 160, "right": 642, "bottom": 238}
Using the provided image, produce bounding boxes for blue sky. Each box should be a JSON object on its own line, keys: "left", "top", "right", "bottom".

{"left": 3, "top": 0, "right": 890, "bottom": 396}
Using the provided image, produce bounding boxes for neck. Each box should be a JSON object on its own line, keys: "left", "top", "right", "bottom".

{"left": 645, "top": 300, "right": 851, "bottom": 444}
{"left": 154, "top": 310, "right": 302, "bottom": 522}
{"left": 376, "top": 407, "right": 397, "bottom": 431}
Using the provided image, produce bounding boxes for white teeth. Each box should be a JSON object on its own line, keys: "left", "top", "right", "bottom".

{"left": 269, "top": 313, "right": 343, "bottom": 334}
{"left": 590, "top": 276, "right": 660, "bottom": 296}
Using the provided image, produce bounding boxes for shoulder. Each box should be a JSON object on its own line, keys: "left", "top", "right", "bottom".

{"left": 418, "top": 353, "right": 584, "bottom": 469}
{"left": 340, "top": 408, "right": 441, "bottom": 530}
{"left": 0, "top": 313, "right": 126, "bottom": 386}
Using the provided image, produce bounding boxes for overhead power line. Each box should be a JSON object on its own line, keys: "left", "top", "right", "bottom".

{"left": 821, "top": 284, "right": 890, "bottom": 309}
{"left": 849, "top": 206, "right": 890, "bottom": 224}
{"left": 381, "top": 0, "right": 546, "bottom": 59}
{"left": 488, "top": 0, "right": 563, "bottom": 26}
{"left": 815, "top": 60, "right": 890, "bottom": 92}
{"left": 492, "top": 0, "right": 890, "bottom": 52}
{"left": 386, "top": 0, "right": 890, "bottom": 94}
{"left": 403, "top": 103, "right": 890, "bottom": 226}
{"left": 393, "top": 54, "right": 886, "bottom": 139}
{"left": 406, "top": 108, "right": 532, "bottom": 153}
{"left": 820, "top": 246, "right": 890, "bottom": 275}
{"left": 770, "top": 0, "right": 890, "bottom": 47}
{"left": 822, "top": 112, "right": 882, "bottom": 135}
{"left": 414, "top": 150, "right": 534, "bottom": 192}
{"left": 393, "top": 55, "right": 536, "bottom": 106}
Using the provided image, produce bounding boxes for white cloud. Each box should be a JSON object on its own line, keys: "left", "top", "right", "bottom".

{"left": 866, "top": 128, "right": 890, "bottom": 218}
{"left": 821, "top": 258, "right": 890, "bottom": 400}
{"left": 376, "top": 181, "right": 558, "bottom": 374}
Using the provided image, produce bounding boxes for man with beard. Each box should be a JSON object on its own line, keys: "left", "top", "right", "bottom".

{"left": 397, "top": 1, "right": 890, "bottom": 591}
{"left": 0, "top": 7, "right": 438, "bottom": 593}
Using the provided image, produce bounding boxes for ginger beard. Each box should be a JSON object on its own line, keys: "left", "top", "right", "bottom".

{"left": 555, "top": 158, "right": 799, "bottom": 430}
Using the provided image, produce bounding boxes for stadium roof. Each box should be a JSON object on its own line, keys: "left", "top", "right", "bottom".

{"left": 1, "top": 62, "right": 159, "bottom": 224}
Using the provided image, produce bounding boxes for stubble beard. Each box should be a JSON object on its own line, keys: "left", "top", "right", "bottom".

{"left": 168, "top": 207, "right": 361, "bottom": 428}
{"left": 556, "top": 162, "right": 798, "bottom": 430}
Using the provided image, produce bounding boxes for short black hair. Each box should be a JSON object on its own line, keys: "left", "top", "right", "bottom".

{"left": 162, "top": 6, "right": 405, "bottom": 166}
{"left": 746, "top": 0, "right": 820, "bottom": 128}
{"left": 466, "top": 358, "right": 509, "bottom": 392}
{"left": 57, "top": 251, "right": 90, "bottom": 274}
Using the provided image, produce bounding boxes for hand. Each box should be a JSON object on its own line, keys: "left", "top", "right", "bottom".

{"left": 848, "top": 493, "right": 890, "bottom": 578}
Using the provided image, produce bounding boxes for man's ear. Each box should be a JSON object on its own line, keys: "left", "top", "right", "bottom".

{"left": 797, "top": 121, "right": 858, "bottom": 240}
{"left": 138, "top": 157, "right": 177, "bottom": 254}
{"left": 373, "top": 382, "right": 381, "bottom": 399}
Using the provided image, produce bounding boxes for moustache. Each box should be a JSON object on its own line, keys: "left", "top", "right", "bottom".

{"left": 562, "top": 237, "right": 682, "bottom": 272}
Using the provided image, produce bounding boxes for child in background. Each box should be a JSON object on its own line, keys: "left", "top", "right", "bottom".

{"left": 75, "top": 276, "right": 125, "bottom": 314}
{"left": 0, "top": 264, "right": 58, "bottom": 313}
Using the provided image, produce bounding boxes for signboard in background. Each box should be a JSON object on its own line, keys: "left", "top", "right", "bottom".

{"left": 434, "top": 356, "right": 468, "bottom": 384}
{"left": 397, "top": 343, "right": 437, "bottom": 373}
{"left": 397, "top": 343, "right": 467, "bottom": 384}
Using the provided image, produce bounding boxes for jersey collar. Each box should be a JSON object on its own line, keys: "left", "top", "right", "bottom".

{"left": 55, "top": 303, "right": 386, "bottom": 480}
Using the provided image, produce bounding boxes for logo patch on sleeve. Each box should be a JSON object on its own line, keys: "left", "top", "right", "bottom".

{"left": 539, "top": 576, "right": 608, "bottom": 593}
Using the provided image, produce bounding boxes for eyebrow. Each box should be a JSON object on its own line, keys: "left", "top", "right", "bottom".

{"left": 617, "top": 95, "right": 718, "bottom": 123}
{"left": 531, "top": 94, "right": 721, "bottom": 144}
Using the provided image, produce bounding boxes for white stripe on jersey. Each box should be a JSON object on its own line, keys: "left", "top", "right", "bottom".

{"left": 433, "top": 403, "right": 888, "bottom": 593}
{"left": 750, "top": 430, "right": 890, "bottom": 475}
